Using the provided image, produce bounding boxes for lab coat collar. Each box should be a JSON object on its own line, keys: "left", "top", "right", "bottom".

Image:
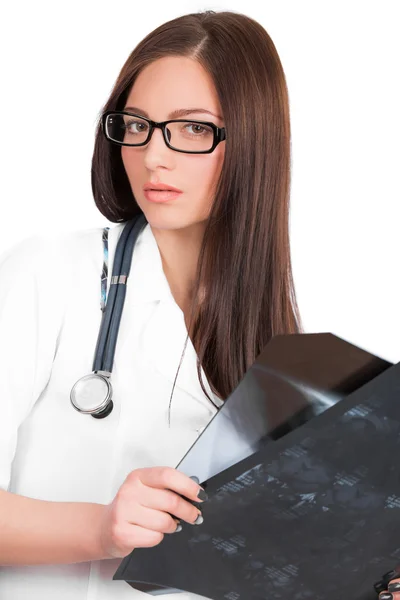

{"left": 115, "top": 221, "right": 172, "bottom": 305}
{"left": 143, "top": 295, "right": 219, "bottom": 409}
{"left": 121, "top": 221, "right": 221, "bottom": 409}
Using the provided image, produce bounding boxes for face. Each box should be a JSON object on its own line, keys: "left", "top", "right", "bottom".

{"left": 121, "top": 56, "right": 225, "bottom": 232}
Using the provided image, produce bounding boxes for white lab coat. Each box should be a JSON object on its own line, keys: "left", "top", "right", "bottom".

{"left": 0, "top": 220, "right": 221, "bottom": 599}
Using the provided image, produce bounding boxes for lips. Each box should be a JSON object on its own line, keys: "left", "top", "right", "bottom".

{"left": 143, "top": 188, "right": 182, "bottom": 203}
{"left": 143, "top": 183, "right": 182, "bottom": 193}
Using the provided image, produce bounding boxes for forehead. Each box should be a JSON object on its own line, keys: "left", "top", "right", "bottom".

{"left": 125, "top": 56, "right": 222, "bottom": 120}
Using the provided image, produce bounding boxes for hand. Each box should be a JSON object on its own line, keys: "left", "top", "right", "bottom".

{"left": 378, "top": 575, "right": 400, "bottom": 599}
{"left": 375, "top": 569, "right": 400, "bottom": 599}
{"left": 98, "top": 467, "right": 207, "bottom": 559}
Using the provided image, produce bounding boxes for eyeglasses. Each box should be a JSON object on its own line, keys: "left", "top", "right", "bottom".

{"left": 101, "top": 110, "right": 226, "bottom": 154}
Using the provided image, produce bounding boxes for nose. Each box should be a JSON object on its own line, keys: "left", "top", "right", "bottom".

{"left": 143, "top": 125, "right": 175, "bottom": 171}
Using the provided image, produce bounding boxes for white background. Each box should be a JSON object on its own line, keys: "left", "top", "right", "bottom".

{"left": 0, "top": 1, "right": 399, "bottom": 362}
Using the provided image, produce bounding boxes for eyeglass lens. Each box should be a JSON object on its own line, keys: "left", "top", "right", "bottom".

{"left": 106, "top": 113, "right": 215, "bottom": 152}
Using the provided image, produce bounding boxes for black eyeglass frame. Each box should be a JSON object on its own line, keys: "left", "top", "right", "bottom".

{"left": 101, "top": 110, "right": 226, "bottom": 154}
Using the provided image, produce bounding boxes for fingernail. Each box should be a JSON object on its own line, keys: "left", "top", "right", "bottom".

{"left": 379, "top": 593, "right": 393, "bottom": 600}
{"left": 173, "top": 522, "right": 182, "bottom": 533}
{"left": 388, "top": 582, "right": 400, "bottom": 592}
{"left": 197, "top": 488, "right": 208, "bottom": 502}
{"left": 190, "top": 475, "right": 200, "bottom": 484}
{"left": 191, "top": 513, "right": 204, "bottom": 525}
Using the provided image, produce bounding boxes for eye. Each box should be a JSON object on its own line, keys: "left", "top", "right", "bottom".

{"left": 184, "top": 123, "right": 213, "bottom": 136}
{"left": 124, "top": 119, "right": 149, "bottom": 134}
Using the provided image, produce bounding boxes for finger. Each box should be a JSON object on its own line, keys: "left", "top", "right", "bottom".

{"left": 125, "top": 504, "right": 182, "bottom": 534}
{"left": 379, "top": 590, "right": 400, "bottom": 600}
{"left": 388, "top": 576, "right": 400, "bottom": 596}
{"left": 133, "top": 467, "right": 206, "bottom": 503}
{"left": 188, "top": 475, "right": 208, "bottom": 501}
{"left": 389, "top": 576, "right": 400, "bottom": 590}
{"left": 135, "top": 484, "right": 203, "bottom": 525}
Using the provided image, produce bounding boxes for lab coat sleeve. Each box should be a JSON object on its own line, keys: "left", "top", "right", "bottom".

{"left": 0, "top": 233, "right": 64, "bottom": 491}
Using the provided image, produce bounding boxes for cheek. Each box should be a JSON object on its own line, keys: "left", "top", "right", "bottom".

{"left": 121, "top": 148, "right": 140, "bottom": 178}
{"left": 187, "top": 148, "right": 225, "bottom": 194}
{"left": 189, "top": 151, "right": 225, "bottom": 220}
{"left": 121, "top": 149, "right": 145, "bottom": 200}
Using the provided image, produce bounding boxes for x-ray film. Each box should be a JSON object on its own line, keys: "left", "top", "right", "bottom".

{"left": 114, "top": 333, "right": 397, "bottom": 599}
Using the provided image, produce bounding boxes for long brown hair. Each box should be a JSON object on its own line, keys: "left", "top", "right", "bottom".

{"left": 91, "top": 10, "right": 303, "bottom": 402}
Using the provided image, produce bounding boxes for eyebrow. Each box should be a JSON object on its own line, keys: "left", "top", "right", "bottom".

{"left": 123, "top": 106, "right": 222, "bottom": 120}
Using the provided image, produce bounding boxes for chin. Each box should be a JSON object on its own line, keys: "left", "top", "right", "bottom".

{"left": 148, "top": 217, "right": 199, "bottom": 232}
{"left": 140, "top": 207, "right": 207, "bottom": 232}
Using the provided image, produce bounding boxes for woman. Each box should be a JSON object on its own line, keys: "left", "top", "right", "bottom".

{"left": 0, "top": 9, "right": 301, "bottom": 600}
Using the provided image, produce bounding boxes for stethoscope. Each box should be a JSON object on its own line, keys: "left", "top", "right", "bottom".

{"left": 70, "top": 213, "right": 148, "bottom": 418}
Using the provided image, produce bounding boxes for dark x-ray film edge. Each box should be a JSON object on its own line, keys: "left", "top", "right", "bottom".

{"left": 176, "top": 332, "right": 392, "bottom": 483}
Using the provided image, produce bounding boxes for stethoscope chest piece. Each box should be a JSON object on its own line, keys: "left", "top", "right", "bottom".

{"left": 70, "top": 373, "right": 114, "bottom": 419}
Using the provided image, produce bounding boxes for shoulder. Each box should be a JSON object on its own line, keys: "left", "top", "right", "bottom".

{"left": 0, "top": 222, "right": 126, "bottom": 278}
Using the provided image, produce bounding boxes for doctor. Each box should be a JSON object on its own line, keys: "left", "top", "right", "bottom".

{"left": 0, "top": 8, "right": 301, "bottom": 600}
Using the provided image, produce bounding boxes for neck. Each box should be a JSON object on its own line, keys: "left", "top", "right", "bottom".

{"left": 151, "top": 221, "right": 206, "bottom": 321}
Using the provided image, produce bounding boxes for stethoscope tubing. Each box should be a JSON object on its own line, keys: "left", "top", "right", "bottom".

{"left": 93, "top": 213, "right": 147, "bottom": 374}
